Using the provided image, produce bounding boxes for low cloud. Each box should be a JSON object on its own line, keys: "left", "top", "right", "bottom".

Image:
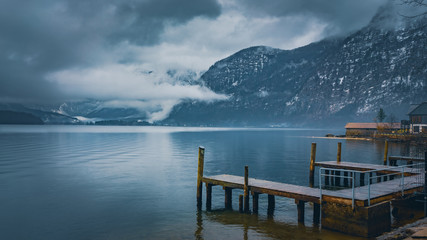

{"left": 47, "top": 64, "right": 228, "bottom": 121}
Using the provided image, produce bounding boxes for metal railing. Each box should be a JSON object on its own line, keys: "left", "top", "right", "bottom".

{"left": 319, "top": 162, "right": 425, "bottom": 208}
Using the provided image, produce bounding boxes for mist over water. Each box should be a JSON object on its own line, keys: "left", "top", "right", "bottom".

{"left": 0, "top": 125, "right": 416, "bottom": 239}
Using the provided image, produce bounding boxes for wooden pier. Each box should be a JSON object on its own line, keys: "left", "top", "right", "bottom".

{"left": 196, "top": 145, "right": 426, "bottom": 238}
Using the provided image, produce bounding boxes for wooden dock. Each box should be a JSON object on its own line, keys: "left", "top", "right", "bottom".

{"left": 202, "top": 173, "right": 422, "bottom": 207}
{"left": 196, "top": 145, "right": 426, "bottom": 238}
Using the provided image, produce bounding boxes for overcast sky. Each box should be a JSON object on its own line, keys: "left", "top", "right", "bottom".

{"left": 1, "top": 0, "right": 406, "bottom": 119}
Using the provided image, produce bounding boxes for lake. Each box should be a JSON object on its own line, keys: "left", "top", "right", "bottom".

{"left": 0, "top": 125, "right": 418, "bottom": 239}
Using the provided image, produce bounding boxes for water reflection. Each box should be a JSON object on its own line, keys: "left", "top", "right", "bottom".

{"left": 195, "top": 210, "right": 363, "bottom": 240}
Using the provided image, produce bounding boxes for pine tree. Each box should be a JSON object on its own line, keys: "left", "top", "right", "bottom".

{"left": 377, "top": 108, "right": 387, "bottom": 123}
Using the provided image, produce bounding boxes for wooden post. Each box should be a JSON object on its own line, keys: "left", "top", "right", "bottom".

{"left": 239, "top": 195, "right": 243, "bottom": 213}
{"left": 383, "top": 140, "right": 388, "bottom": 165}
{"left": 335, "top": 142, "right": 342, "bottom": 186}
{"left": 296, "top": 200, "right": 305, "bottom": 223}
{"left": 252, "top": 192, "right": 259, "bottom": 214}
{"left": 337, "top": 142, "right": 342, "bottom": 163}
{"left": 197, "top": 147, "right": 205, "bottom": 210}
{"left": 309, "top": 143, "right": 317, "bottom": 187}
{"left": 224, "top": 187, "right": 232, "bottom": 209}
{"left": 383, "top": 140, "right": 389, "bottom": 181}
{"left": 244, "top": 165, "right": 249, "bottom": 213}
{"left": 313, "top": 203, "right": 320, "bottom": 224}
{"left": 206, "top": 183, "right": 212, "bottom": 211}
{"left": 267, "top": 194, "right": 275, "bottom": 215}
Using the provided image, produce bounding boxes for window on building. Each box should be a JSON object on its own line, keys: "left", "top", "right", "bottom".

{"left": 414, "top": 126, "right": 420, "bottom": 133}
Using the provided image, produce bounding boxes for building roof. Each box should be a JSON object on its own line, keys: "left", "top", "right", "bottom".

{"left": 408, "top": 102, "right": 427, "bottom": 116}
{"left": 345, "top": 122, "right": 401, "bottom": 129}
{"left": 407, "top": 104, "right": 420, "bottom": 114}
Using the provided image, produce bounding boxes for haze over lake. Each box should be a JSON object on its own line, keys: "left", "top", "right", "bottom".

{"left": 1, "top": 125, "right": 418, "bottom": 239}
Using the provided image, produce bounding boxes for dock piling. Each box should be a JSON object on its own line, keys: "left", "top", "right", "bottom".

{"left": 252, "top": 192, "right": 259, "bottom": 214}
{"left": 383, "top": 141, "right": 388, "bottom": 166}
{"left": 267, "top": 194, "right": 275, "bottom": 215}
{"left": 309, "top": 143, "right": 317, "bottom": 187}
{"left": 313, "top": 203, "right": 320, "bottom": 224}
{"left": 383, "top": 141, "right": 389, "bottom": 181}
{"left": 197, "top": 147, "right": 205, "bottom": 210}
{"left": 296, "top": 200, "right": 305, "bottom": 223}
{"left": 244, "top": 166, "right": 250, "bottom": 212}
{"left": 206, "top": 183, "right": 212, "bottom": 211}
{"left": 225, "top": 187, "right": 232, "bottom": 209}
{"left": 239, "top": 195, "right": 243, "bottom": 213}
{"left": 335, "top": 142, "right": 342, "bottom": 186}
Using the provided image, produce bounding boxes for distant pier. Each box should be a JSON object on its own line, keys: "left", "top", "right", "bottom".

{"left": 196, "top": 144, "right": 426, "bottom": 238}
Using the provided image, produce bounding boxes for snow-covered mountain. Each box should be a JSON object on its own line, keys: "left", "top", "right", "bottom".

{"left": 163, "top": 6, "right": 427, "bottom": 127}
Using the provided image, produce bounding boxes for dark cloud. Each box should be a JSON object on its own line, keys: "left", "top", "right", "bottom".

{"left": 0, "top": 0, "right": 221, "bottom": 102}
{"left": 234, "top": 0, "right": 389, "bottom": 36}
{"left": 0, "top": 0, "right": 415, "bottom": 112}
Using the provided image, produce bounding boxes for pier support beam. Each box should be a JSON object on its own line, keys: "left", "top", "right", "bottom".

{"left": 224, "top": 187, "right": 232, "bottom": 209}
{"left": 267, "top": 195, "right": 275, "bottom": 215}
{"left": 296, "top": 200, "right": 305, "bottom": 223}
{"left": 309, "top": 143, "right": 317, "bottom": 187}
{"left": 196, "top": 147, "right": 205, "bottom": 210}
{"left": 252, "top": 192, "right": 259, "bottom": 214}
{"left": 313, "top": 203, "right": 320, "bottom": 224}
{"left": 206, "top": 183, "right": 212, "bottom": 211}
{"left": 244, "top": 166, "right": 250, "bottom": 213}
{"left": 321, "top": 201, "right": 390, "bottom": 238}
{"left": 239, "top": 195, "right": 243, "bottom": 213}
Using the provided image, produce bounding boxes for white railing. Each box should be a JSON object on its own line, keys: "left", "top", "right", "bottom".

{"left": 319, "top": 162, "right": 425, "bottom": 208}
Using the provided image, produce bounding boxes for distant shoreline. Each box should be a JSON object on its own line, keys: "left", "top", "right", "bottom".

{"left": 311, "top": 136, "right": 372, "bottom": 141}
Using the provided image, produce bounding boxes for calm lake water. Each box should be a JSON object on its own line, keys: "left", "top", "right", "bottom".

{"left": 0, "top": 125, "right": 419, "bottom": 239}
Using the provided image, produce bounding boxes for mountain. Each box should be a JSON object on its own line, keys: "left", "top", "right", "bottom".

{"left": 163, "top": 7, "right": 427, "bottom": 127}
{"left": 0, "top": 111, "right": 44, "bottom": 125}
{"left": 0, "top": 103, "right": 78, "bottom": 124}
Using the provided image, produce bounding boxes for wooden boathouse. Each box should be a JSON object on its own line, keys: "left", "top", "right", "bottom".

{"left": 196, "top": 144, "right": 426, "bottom": 238}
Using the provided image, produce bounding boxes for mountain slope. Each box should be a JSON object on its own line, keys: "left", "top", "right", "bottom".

{"left": 163, "top": 9, "right": 426, "bottom": 127}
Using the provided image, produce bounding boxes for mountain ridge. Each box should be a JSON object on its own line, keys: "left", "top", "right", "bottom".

{"left": 162, "top": 8, "right": 426, "bottom": 127}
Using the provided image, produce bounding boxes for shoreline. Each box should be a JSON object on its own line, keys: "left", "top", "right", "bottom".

{"left": 377, "top": 217, "right": 427, "bottom": 240}
{"left": 311, "top": 136, "right": 373, "bottom": 141}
